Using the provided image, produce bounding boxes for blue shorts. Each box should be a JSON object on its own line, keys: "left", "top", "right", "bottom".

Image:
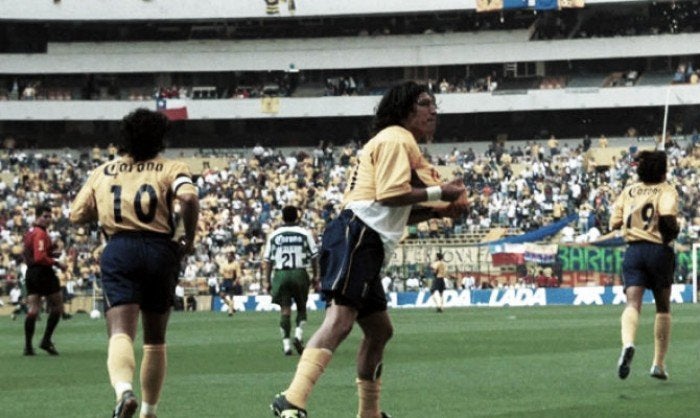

{"left": 320, "top": 210, "right": 387, "bottom": 318}
{"left": 622, "top": 241, "right": 675, "bottom": 291}
{"left": 100, "top": 232, "right": 180, "bottom": 313}
{"left": 430, "top": 278, "right": 446, "bottom": 294}
{"left": 220, "top": 278, "right": 235, "bottom": 296}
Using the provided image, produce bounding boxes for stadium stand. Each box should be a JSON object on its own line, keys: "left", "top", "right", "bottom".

{"left": 0, "top": 0, "right": 699, "bottom": 305}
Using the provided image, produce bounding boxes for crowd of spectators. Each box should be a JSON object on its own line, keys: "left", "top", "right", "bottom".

{"left": 0, "top": 134, "right": 698, "bottom": 301}
{"left": 673, "top": 62, "right": 700, "bottom": 85}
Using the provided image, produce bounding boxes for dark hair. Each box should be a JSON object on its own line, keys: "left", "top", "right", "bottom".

{"left": 282, "top": 205, "right": 299, "bottom": 223}
{"left": 120, "top": 108, "right": 169, "bottom": 162}
{"left": 436, "top": 253, "right": 444, "bottom": 261}
{"left": 35, "top": 203, "right": 51, "bottom": 216}
{"left": 636, "top": 150, "right": 667, "bottom": 184}
{"left": 370, "top": 81, "right": 433, "bottom": 136}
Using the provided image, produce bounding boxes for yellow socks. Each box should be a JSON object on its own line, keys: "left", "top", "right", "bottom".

{"left": 653, "top": 313, "right": 671, "bottom": 367}
{"left": 107, "top": 333, "right": 135, "bottom": 401}
{"left": 284, "top": 348, "right": 333, "bottom": 409}
{"left": 620, "top": 306, "right": 639, "bottom": 347}
{"left": 356, "top": 378, "right": 382, "bottom": 418}
{"left": 140, "top": 344, "right": 167, "bottom": 417}
{"left": 621, "top": 308, "right": 671, "bottom": 371}
{"left": 107, "top": 336, "right": 167, "bottom": 417}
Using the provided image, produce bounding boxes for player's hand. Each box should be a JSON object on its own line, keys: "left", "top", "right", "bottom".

{"left": 449, "top": 189, "right": 469, "bottom": 212}
{"left": 177, "top": 237, "right": 195, "bottom": 260}
{"left": 434, "top": 191, "right": 469, "bottom": 219}
{"left": 440, "top": 178, "right": 467, "bottom": 202}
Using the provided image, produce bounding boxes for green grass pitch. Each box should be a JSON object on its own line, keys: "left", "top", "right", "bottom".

{"left": 1, "top": 304, "right": 699, "bottom": 417}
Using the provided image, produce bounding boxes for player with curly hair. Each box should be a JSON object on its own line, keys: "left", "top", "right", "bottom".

{"left": 271, "top": 81, "right": 468, "bottom": 418}
{"left": 71, "top": 108, "right": 200, "bottom": 417}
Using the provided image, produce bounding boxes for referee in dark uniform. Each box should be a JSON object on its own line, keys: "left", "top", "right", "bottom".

{"left": 22, "top": 203, "right": 68, "bottom": 356}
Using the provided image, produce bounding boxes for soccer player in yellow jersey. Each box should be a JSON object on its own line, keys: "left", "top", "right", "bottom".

{"left": 609, "top": 150, "right": 679, "bottom": 381}
{"left": 271, "top": 81, "right": 468, "bottom": 418}
{"left": 219, "top": 252, "right": 243, "bottom": 316}
{"left": 70, "top": 109, "right": 199, "bottom": 418}
{"left": 430, "top": 252, "right": 448, "bottom": 313}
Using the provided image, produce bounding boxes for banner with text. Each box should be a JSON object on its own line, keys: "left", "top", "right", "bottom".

{"left": 558, "top": 245, "right": 697, "bottom": 275}
{"left": 212, "top": 284, "right": 692, "bottom": 312}
{"left": 389, "top": 245, "right": 489, "bottom": 270}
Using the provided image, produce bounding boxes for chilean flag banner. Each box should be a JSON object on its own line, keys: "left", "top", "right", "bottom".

{"left": 490, "top": 243, "right": 525, "bottom": 266}
{"left": 156, "top": 98, "right": 188, "bottom": 121}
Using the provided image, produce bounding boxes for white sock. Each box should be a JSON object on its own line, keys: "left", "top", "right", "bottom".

{"left": 295, "top": 326, "right": 304, "bottom": 341}
{"left": 140, "top": 402, "right": 157, "bottom": 417}
{"left": 283, "top": 338, "right": 291, "bottom": 352}
{"left": 114, "top": 382, "right": 133, "bottom": 400}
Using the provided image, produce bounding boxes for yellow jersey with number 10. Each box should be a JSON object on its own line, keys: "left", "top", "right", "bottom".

{"left": 70, "top": 155, "right": 198, "bottom": 237}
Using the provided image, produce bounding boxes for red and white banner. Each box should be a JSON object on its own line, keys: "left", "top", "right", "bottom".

{"left": 156, "top": 98, "right": 188, "bottom": 121}
{"left": 490, "top": 243, "right": 525, "bottom": 266}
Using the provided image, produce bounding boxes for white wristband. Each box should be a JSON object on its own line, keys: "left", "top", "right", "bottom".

{"left": 426, "top": 185, "right": 442, "bottom": 202}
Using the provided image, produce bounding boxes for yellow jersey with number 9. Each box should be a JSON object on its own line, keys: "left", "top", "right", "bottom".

{"left": 70, "top": 155, "right": 198, "bottom": 237}
{"left": 609, "top": 181, "right": 678, "bottom": 244}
